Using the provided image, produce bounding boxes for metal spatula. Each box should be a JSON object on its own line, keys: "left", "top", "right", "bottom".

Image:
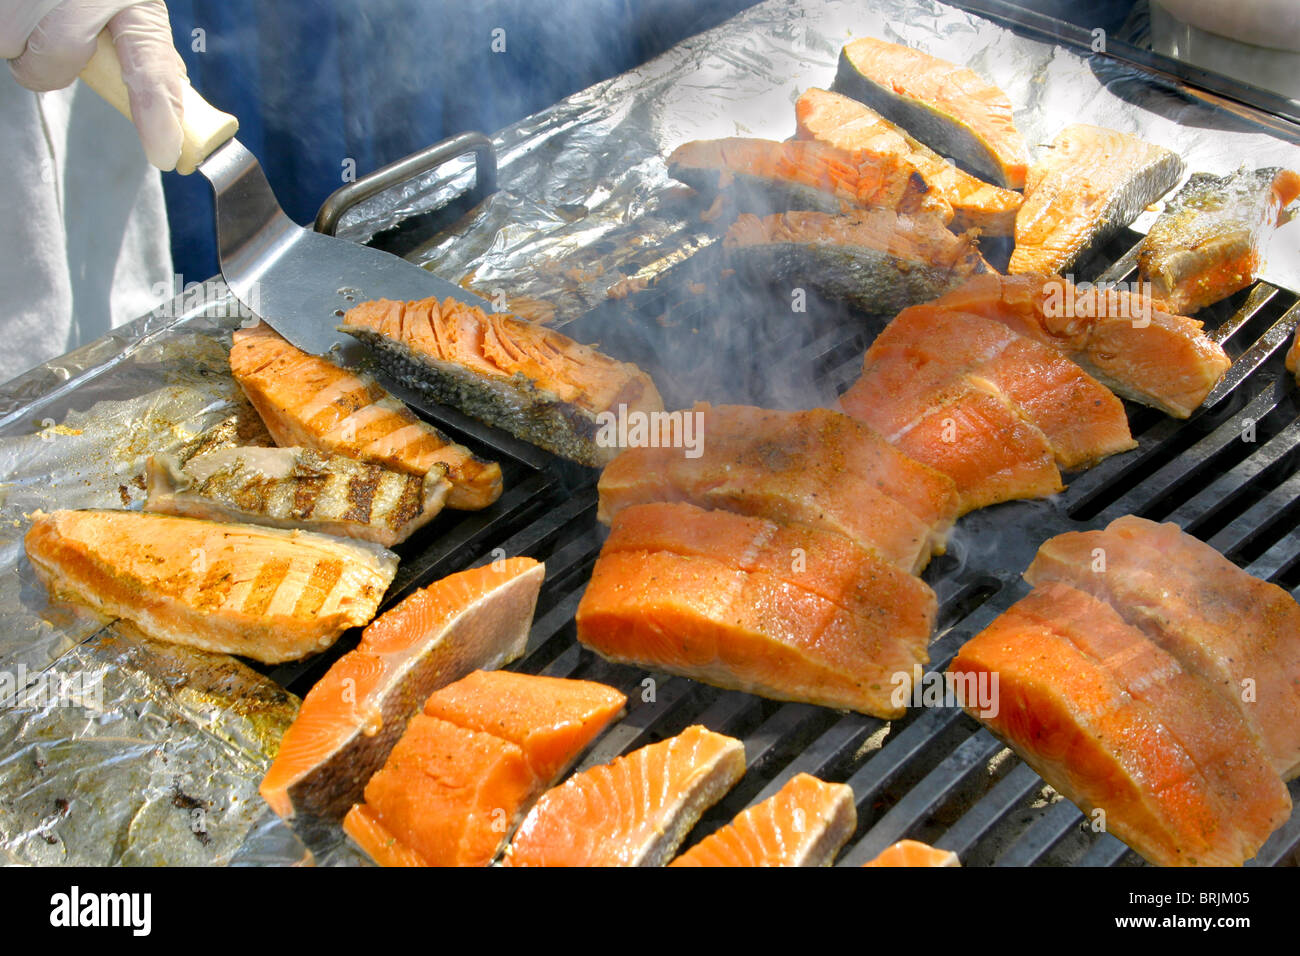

{"left": 79, "top": 32, "right": 488, "bottom": 357}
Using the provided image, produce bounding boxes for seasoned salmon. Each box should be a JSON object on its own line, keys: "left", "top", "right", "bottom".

{"left": 230, "top": 321, "right": 502, "bottom": 509}
{"left": 832, "top": 37, "right": 1029, "bottom": 189}
{"left": 666, "top": 137, "right": 952, "bottom": 221}
{"left": 341, "top": 297, "right": 664, "bottom": 467}
{"left": 1024, "top": 516, "right": 1300, "bottom": 780}
{"left": 928, "top": 273, "right": 1231, "bottom": 418}
{"left": 670, "top": 773, "right": 856, "bottom": 867}
{"left": 862, "top": 840, "right": 960, "bottom": 866}
{"left": 24, "top": 509, "right": 397, "bottom": 664}
{"left": 1138, "top": 166, "right": 1300, "bottom": 314}
{"left": 722, "top": 211, "right": 987, "bottom": 315}
{"left": 795, "top": 87, "right": 1023, "bottom": 234}
{"left": 343, "top": 671, "right": 626, "bottom": 866}
{"left": 258, "top": 558, "right": 544, "bottom": 820}
{"left": 502, "top": 725, "right": 746, "bottom": 866}
{"left": 145, "top": 446, "right": 452, "bottom": 548}
{"left": 1010, "top": 124, "right": 1184, "bottom": 276}
{"left": 597, "top": 403, "right": 960, "bottom": 573}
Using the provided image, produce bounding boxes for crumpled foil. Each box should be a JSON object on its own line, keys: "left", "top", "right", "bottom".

{"left": 1, "top": 0, "right": 1298, "bottom": 866}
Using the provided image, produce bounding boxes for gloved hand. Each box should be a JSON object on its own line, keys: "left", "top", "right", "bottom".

{"left": 0, "top": 0, "right": 186, "bottom": 170}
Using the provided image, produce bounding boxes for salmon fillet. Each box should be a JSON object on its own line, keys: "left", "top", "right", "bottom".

{"left": 670, "top": 773, "right": 857, "bottom": 867}
{"left": 928, "top": 273, "right": 1231, "bottom": 418}
{"left": 502, "top": 725, "right": 746, "bottom": 866}
{"left": 1025, "top": 516, "right": 1300, "bottom": 779}
{"left": 862, "top": 840, "right": 960, "bottom": 866}
{"left": 230, "top": 321, "right": 502, "bottom": 509}
{"left": 24, "top": 509, "right": 396, "bottom": 664}
{"left": 258, "top": 558, "right": 544, "bottom": 820}
{"left": 597, "top": 403, "right": 959, "bottom": 573}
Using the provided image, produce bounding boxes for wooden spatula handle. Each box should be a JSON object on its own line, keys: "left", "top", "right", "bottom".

{"left": 78, "top": 30, "right": 238, "bottom": 175}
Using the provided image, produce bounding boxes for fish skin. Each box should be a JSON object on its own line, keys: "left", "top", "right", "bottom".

{"left": 862, "top": 840, "right": 960, "bottom": 866}
{"left": 24, "top": 509, "right": 397, "bottom": 664}
{"left": 1138, "top": 167, "right": 1300, "bottom": 314}
{"left": 1010, "top": 124, "right": 1185, "bottom": 277}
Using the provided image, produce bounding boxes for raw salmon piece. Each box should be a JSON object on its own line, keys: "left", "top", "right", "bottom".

{"left": 950, "top": 599, "right": 1253, "bottom": 866}
{"left": 258, "top": 558, "right": 544, "bottom": 820}
{"left": 341, "top": 297, "right": 663, "bottom": 467}
{"left": 1010, "top": 125, "right": 1184, "bottom": 276}
{"left": 229, "top": 321, "right": 502, "bottom": 509}
{"left": 421, "top": 669, "right": 626, "bottom": 782}
{"left": 795, "top": 87, "right": 1023, "bottom": 235}
{"left": 862, "top": 840, "right": 960, "bottom": 867}
{"left": 597, "top": 403, "right": 959, "bottom": 572}
{"left": 502, "top": 725, "right": 746, "bottom": 866}
{"left": 832, "top": 38, "right": 1030, "bottom": 189}
{"left": 670, "top": 773, "right": 856, "bottom": 867}
{"left": 576, "top": 549, "right": 924, "bottom": 716}
{"left": 24, "top": 509, "right": 396, "bottom": 664}
{"left": 1025, "top": 516, "right": 1300, "bottom": 779}
{"left": 838, "top": 346, "right": 1062, "bottom": 513}
{"left": 871, "top": 306, "right": 1135, "bottom": 469}
{"left": 1013, "top": 582, "right": 1290, "bottom": 861}
{"left": 929, "top": 273, "right": 1231, "bottom": 418}
{"left": 666, "top": 137, "right": 952, "bottom": 221}
{"left": 600, "top": 501, "right": 936, "bottom": 660}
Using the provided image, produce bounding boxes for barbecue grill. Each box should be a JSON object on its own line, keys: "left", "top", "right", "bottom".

{"left": 2, "top": 0, "right": 1299, "bottom": 868}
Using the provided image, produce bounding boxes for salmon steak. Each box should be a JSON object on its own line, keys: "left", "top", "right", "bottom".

{"left": 861, "top": 840, "right": 960, "bottom": 866}
{"left": 832, "top": 37, "right": 1030, "bottom": 189}
{"left": 949, "top": 582, "right": 1291, "bottom": 866}
{"left": 795, "top": 87, "right": 1023, "bottom": 235}
{"left": 597, "top": 403, "right": 960, "bottom": 573}
{"left": 25, "top": 509, "right": 397, "bottom": 664}
{"left": 722, "top": 211, "right": 988, "bottom": 316}
{"left": 670, "top": 773, "right": 857, "bottom": 867}
{"left": 1024, "top": 515, "right": 1300, "bottom": 780}
{"left": 502, "top": 725, "right": 746, "bottom": 866}
{"left": 341, "top": 296, "right": 664, "bottom": 467}
{"left": 1010, "top": 124, "right": 1184, "bottom": 277}
{"left": 259, "top": 558, "right": 544, "bottom": 821}
{"left": 145, "top": 446, "right": 452, "bottom": 548}
{"left": 230, "top": 321, "right": 502, "bottom": 510}
{"left": 1138, "top": 166, "right": 1300, "bottom": 314}
{"left": 928, "top": 273, "right": 1231, "bottom": 418}
{"left": 343, "top": 670, "right": 626, "bottom": 866}
{"left": 666, "top": 137, "right": 952, "bottom": 221}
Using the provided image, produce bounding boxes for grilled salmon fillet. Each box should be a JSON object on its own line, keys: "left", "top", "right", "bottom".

{"left": 503, "top": 725, "right": 746, "bottom": 866}
{"left": 795, "top": 87, "right": 1023, "bottom": 235}
{"left": 862, "top": 840, "right": 960, "bottom": 866}
{"left": 25, "top": 509, "right": 397, "bottom": 664}
{"left": 597, "top": 403, "right": 959, "bottom": 573}
{"left": 259, "top": 558, "right": 544, "bottom": 821}
{"left": 230, "top": 321, "right": 502, "bottom": 509}
{"left": 928, "top": 273, "right": 1231, "bottom": 418}
{"left": 341, "top": 296, "right": 664, "bottom": 467}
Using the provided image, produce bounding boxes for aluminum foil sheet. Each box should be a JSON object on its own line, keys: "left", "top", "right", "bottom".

{"left": 1, "top": 0, "right": 1299, "bottom": 865}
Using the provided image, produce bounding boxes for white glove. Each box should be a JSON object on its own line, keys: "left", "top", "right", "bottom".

{"left": 1, "top": 0, "right": 186, "bottom": 170}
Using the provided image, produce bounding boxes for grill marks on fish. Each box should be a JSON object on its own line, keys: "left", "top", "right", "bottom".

{"left": 229, "top": 321, "right": 501, "bottom": 510}
{"left": 1010, "top": 124, "right": 1184, "bottom": 276}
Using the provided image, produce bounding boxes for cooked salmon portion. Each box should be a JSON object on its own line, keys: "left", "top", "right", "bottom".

{"left": 24, "top": 509, "right": 396, "bottom": 665}
{"left": 869, "top": 306, "right": 1135, "bottom": 469}
{"left": 258, "top": 558, "right": 544, "bottom": 821}
{"left": 795, "top": 87, "right": 1023, "bottom": 235}
{"left": 862, "top": 840, "right": 960, "bottom": 866}
{"left": 838, "top": 343, "right": 1062, "bottom": 513}
{"left": 503, "top": 725, "right": 746, "bottom": 867}
{"left": 1025, "top": 516, "right": 1300, "bottom": 779}
{"left": 670, "top": 773, "right": 857, "bottom": 867}
{"left": 230, "top": 321, "right": 502, "bottom": 509}
{"left": 666, "top": 137, "right": 952, "bottom": 222}
{"left": 597, "top": 403, "right": 959, "bottom": 573}
{"left": 1288, "top": 327, "right": 1300, "bottom": 384}
{"left": 341, "top": 297, "right": 663, "bottom": 467}
{"left": 928, "top": 273, "right": 1231, "bottom": 418}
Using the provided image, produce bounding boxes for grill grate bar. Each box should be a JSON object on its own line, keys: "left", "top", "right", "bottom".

{"left": 1245, "top": 524, "right": 1300, "bottom": 581}
{"left": 1077, "top": 834, "right": 1137, "bottom": 867}
{"left": 1169, "top": 415, "right": 1300, "bottom": 532}
{"left": 1200, "top": 303, "right": 1300, "bottom": 409}
{"left": 1211, "top": 282, "right": 1283, "bottom": 347}
{"left": 936, "top": 761, "right": 1043, "bottom": 858}
{"left": 1209, "top": 468, "right": 1300, "bottom": 558}
{"left": 569, "top": 676, "right": 698, "bottom": 773}
{"left": 750, "top": 714, "right": 880, "bottom": 805}
{"left": 993, "top": 799, "right": 1084, "bottom": 867}
{"left": 841, "top": 707, "right": 966, "bottom": 810}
